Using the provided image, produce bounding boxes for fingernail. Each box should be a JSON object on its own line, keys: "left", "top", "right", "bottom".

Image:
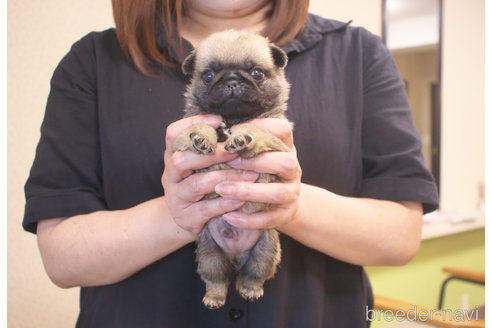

{"left": 205, "top": 115, "right": 221, "bottom": 126}
{"left": 228, "top": 157, "right": 242, "bottom": 166}
{"left": 223, "top": 199, "right": 244, "bottom": 206}
{"left": 241, "top": 170, "right": 258, "bottom": 181}
{"left": 216, "top": 183, "right": 236, "bottom": 196}
{"left": 223, "top": 212, "right": 247, "bottom": 224}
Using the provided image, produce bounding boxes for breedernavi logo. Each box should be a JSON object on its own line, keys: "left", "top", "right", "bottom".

{"left": 366, "top": 306, "right": 480, "bottom": 323}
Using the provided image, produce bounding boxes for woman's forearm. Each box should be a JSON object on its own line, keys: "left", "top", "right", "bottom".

{"left": 35, "top": 115, "right": 257, "bottom": 290}
{"left": 278, "top": 183, "right": 423, "bottom": 266}
{"left": 37, "top": 182, "right": 422, "bottom": 289}
{"left": 36, "top": 196, "right": 196, "bottom": 288}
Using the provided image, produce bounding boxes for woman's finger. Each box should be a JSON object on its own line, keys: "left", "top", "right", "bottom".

{"left": 221, "top": 208, "right": 289, "bottom": 230}
{"left": 178, "top": 197, "right": 246, "bottom": 234}
{"left": 165, "top": 146, "right": 238, "bottom": 183}
{"left": 227, "top": 151, "right": 301, "bottom": 181}
{"left": 174, "top": 169, "right": 259, "bottom": 202}
{"left": 215, "top": 181, "right": 300, "bottom": 205}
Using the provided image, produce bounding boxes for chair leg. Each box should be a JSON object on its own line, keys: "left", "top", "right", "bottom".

{"left": 438, "top": 276, "right": 485, "bottom": 309}
{"left": 438, "top": 276, "right": 454, "bottom": 309}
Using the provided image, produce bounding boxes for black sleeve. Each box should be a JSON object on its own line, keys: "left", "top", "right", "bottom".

{"left": 359, "top": 29, "right": 439, "bottom": 213}
{"left": 23, "top": 33, "right": 107, "bottom": 233}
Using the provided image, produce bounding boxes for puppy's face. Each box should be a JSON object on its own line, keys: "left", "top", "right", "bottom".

{"left": 182, "top": 30, "right": 289, "bottom": 120}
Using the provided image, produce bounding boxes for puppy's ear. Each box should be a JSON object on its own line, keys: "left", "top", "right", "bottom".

{"left": 182, "top": 51, "right": 196, "bottom": 75}
{"left": 270, "top": 44, "right": 288, "bottom": 69}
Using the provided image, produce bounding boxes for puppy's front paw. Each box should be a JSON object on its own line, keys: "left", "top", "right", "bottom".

{"left": 224, "top": 134, "right": 252, "bottom": 153}
{"left": 172, "top": 123, "right": 218, "bottom": 154}
{"left": 190, "top": 132, "right": 215, "bottom": 154}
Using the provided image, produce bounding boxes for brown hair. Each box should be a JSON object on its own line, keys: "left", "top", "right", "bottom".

{"left": 111, "top": 0, "right": 309, "bottom": 76}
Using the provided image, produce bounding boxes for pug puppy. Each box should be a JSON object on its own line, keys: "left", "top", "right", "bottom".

{"left": 172, "top": 30, "right": 291, "bottom": 309}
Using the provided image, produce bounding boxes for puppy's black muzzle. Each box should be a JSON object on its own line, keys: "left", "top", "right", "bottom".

{"left": 207, "top": 71, "right": 261, "bottom": 118}
{"left": 214, "top": 71, "right": 246, "bottom": 97}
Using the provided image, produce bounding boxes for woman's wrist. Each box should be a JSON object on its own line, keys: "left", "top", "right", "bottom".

{"left": 160, "top": 196, "right": 198, "bottom": 244}
{"left": 275, "top": 183, "right": 423, "bottom": 266}
{"left": 276, "top": 183, "right": 322, "bottom": 236}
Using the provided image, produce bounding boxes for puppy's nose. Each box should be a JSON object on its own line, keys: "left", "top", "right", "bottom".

{"left": 223, "top": 71, "right": 240, "bottom": 89}
{"left": 226, "top": 80, "right": 238, "bottom": 89}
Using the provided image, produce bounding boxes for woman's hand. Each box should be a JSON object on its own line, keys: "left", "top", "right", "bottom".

{"left": 162, "top": 114, "right": 259, "bottom": 236}
{"left": 216, "top": 118, "right": 302, "bottom": 230}
{"left": 210, "top": 118, "right": 423, "bottom": 266}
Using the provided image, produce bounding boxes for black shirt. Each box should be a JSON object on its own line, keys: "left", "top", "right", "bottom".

{"left": 23, "top": 14, "right": 438, "bottom": 328}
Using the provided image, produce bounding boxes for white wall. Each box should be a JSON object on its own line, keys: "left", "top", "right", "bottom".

{"left": 8, "top": 1, "right": 113, "bottom": 327}
{"left": 440, "top": 0, "right": 485, "bottom": 214}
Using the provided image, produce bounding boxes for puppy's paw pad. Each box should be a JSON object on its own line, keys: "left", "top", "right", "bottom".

{"left": 238, "top": 285, "right": 264, "bottom": 301}
{"left": 224, "top": 134, "right": 253, "bottom": 153}
{"left": 190, "top": 132, "right": 215, "bottom": 154}
{"left": 203, "top": 295, "right": 226, "bottom": 309}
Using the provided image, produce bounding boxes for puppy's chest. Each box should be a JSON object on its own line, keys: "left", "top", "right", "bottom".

{"left": 216, "top": 125, "right": 231, "bottom": 143}
{"left": 216, "top": 119, "right": 245, "bottom": 142}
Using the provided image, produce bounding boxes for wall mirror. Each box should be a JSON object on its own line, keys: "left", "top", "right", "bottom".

{"left": 382, "top": 0, "right": 442, "bottom": 191}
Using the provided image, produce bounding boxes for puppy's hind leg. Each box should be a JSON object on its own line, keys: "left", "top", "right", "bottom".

{"left": 196, "top": 228, "right": 232, "bottom": 309}
{"left": 236, "top": 229, "right": 281, "bottom": 301}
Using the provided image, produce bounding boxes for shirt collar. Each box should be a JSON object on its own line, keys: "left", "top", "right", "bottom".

{"left": 282, "top": 14, "right": 352, "bottom": 54}
{"left": 157, "top": 13, "right": 352, "bottom": 63}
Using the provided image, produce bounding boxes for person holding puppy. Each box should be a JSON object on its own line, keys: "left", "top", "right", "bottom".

{"left": 23, "top": 0, "right": 438, "bottom": 327}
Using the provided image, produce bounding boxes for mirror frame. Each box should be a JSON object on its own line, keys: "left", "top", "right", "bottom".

{"left": 381, "top": 0, "right": 443, "bottom": 193}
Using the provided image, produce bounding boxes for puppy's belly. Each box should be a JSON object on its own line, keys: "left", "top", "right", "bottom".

{"left": 207, "top": 217, "right": 263, "bottom": 258}
{"left": 197, "top": 163, "right": 271, "bottom": 257}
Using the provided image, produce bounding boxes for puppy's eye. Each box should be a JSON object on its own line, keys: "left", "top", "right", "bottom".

{"left": 250, "top": 68, "right": 264, "bottom": 80}
{"left": 202, "top": 70, "right": 216, "bottom": 83}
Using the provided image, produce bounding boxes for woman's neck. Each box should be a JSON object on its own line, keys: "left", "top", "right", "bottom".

{"left": 180, "top": 1, "right": 272, "bottom": 47}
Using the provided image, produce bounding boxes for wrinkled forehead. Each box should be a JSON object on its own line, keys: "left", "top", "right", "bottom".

{"left": 195, "top": 31, "right": 274, "bottom": 71}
